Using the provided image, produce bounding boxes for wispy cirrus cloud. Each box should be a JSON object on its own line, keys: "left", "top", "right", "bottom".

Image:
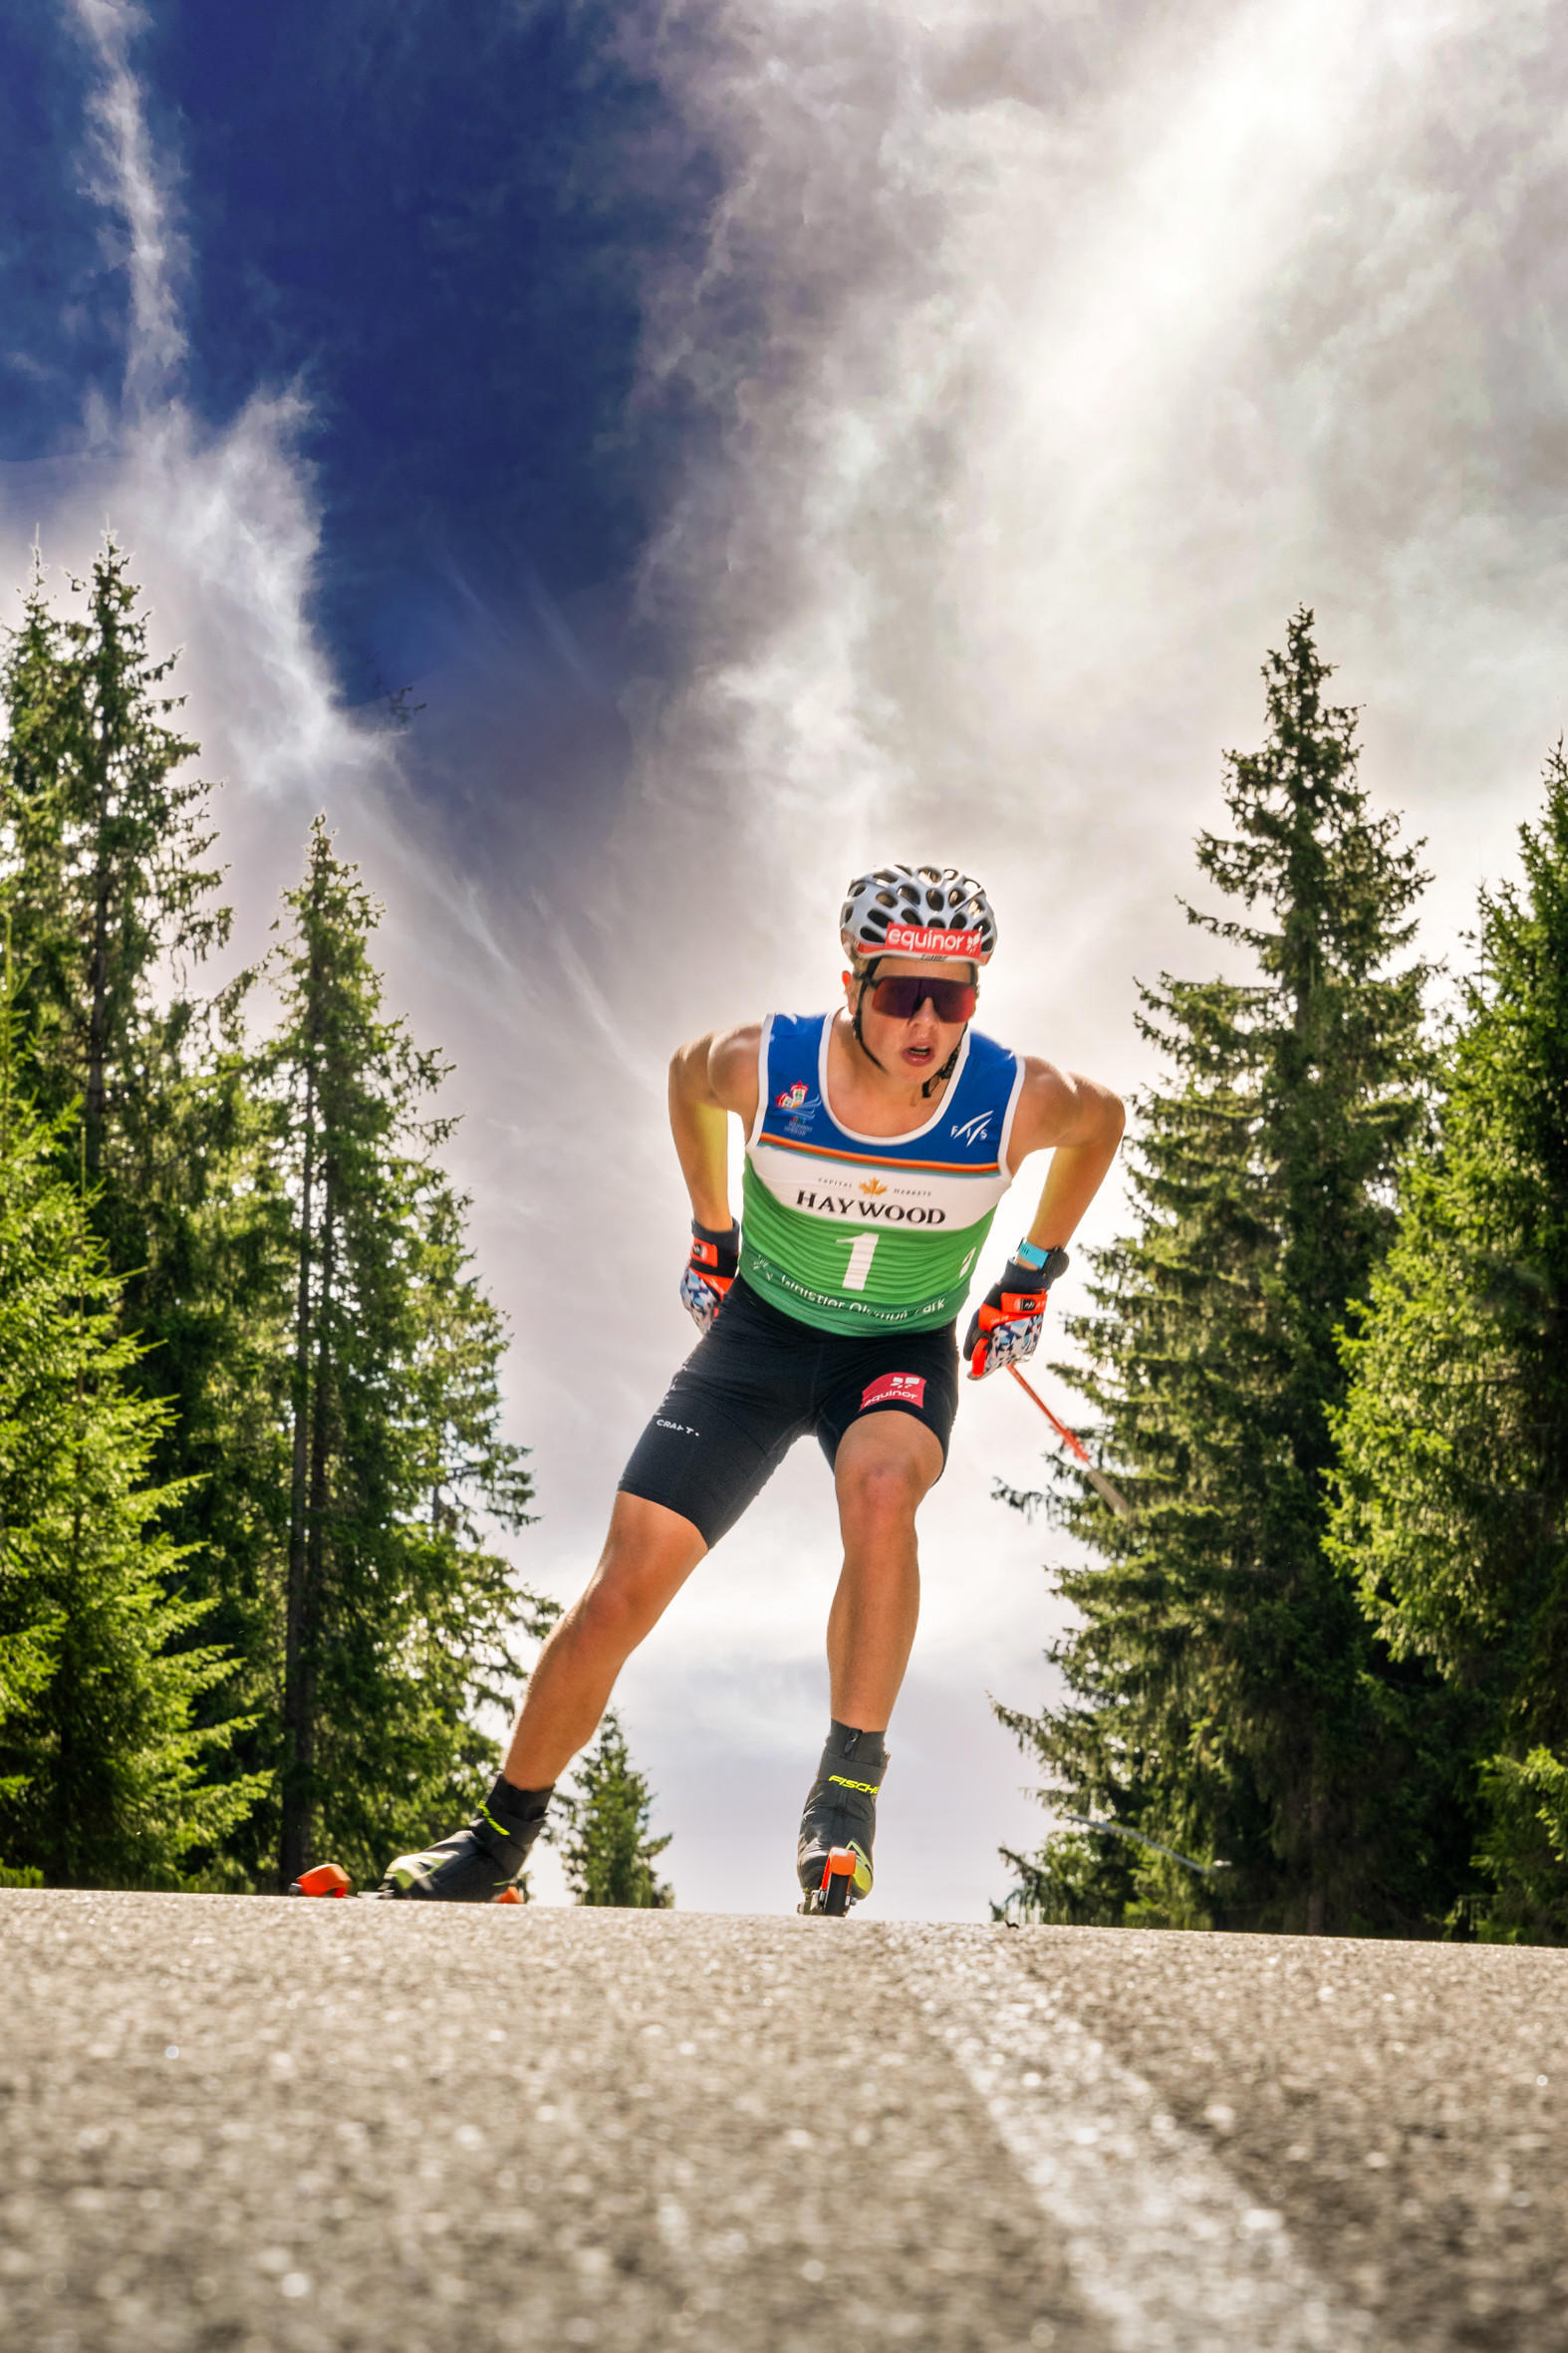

{"left": 71, "top": 0, "right": 185, "bottom": 410}
{"left": 7, "top": 3, "right": 410, "bottom": 914}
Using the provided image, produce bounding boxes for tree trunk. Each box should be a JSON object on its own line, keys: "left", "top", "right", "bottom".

{"left": 280, "top": 1059, "right": 317, "bottom": 1890}
{"left": 302, "top": 1158, "right": 338, "bottom": 1857}
{"left": 84, "top": 852, "right": 114, "bottom": 1183}
{"left": 1306, "top": 1757, "right": 1328, "bottom": 1936}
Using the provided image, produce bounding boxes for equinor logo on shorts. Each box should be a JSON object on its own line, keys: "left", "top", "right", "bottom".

{"left": 860, "top": 1372, "right": 926, "bottom": 1412}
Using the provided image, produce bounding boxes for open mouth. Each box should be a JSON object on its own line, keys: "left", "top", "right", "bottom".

{"left": 902, "top": 1043, "right": 935, "bottom": 1067}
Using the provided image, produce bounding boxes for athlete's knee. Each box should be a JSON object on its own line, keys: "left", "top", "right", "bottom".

{"left": 837, "top": 1447, "right": 930, "bottom": 1529}
{"left": 566, "top": 1509, "right": 704, "bottom": 1656}
{"left": 567, "top": 1564, "right": 661, "bottom": 1657}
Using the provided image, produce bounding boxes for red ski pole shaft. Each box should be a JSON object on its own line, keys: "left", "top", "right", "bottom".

{"left": 1007, "top": 1364, "right": 1092, "bottom": 1461}
{"left": 1007, "top": 1365, "right": 1133, "bottom": 1518}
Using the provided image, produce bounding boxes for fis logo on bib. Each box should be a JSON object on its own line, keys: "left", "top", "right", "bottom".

{"left": 949, "top": 1111, "right": 992, "bottom": 1147}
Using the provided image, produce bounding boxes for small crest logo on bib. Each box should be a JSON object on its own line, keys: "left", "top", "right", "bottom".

{"left": 775, "top": 1082, "right": 819, "bottom": 1117}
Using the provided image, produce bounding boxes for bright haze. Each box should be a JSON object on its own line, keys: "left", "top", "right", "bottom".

{"left": 2, "top": 0, "right": 1560, "bottom": 1915}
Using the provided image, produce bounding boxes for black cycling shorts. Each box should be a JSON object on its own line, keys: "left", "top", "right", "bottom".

{"left": 618, "top": 1276, "right": 960, "bottom": 1550}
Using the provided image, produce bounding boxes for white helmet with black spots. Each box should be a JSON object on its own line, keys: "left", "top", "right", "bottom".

{"left": 840, "top": 865, "right": 997, "bottom": 970}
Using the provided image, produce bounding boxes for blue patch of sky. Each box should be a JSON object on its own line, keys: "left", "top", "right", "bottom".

{"left": 3, "top": 1, "right": 723, "bottom": 729}
{"left": 0, "top": 13, "right": 131, "bottom": 460}
{"left": 145, "top": 0, "right": 720, "bottom": 705}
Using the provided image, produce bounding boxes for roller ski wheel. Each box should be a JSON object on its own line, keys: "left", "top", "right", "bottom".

{"left": 289, "top": 1863, "right": 351, "bottom": 1898}
{"left": 799, "top": 1846, "right": 859, "bottom": 1918}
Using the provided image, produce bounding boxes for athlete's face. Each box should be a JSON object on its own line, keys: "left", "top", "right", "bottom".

{"left": 843, "top": 956, "right": 977, "bottom": 1083}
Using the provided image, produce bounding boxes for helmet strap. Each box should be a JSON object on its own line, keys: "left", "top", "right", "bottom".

{"left": 920, "top": 1041, "right": 962, "bottom": 1100}
{"left": 850, "top": 956, "right": 969, "bottom": 1096}
{"left": 850, "top": 962, "right": 891, "bottom": 1075}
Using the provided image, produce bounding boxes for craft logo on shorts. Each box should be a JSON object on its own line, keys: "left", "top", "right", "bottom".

{"left": 882, "top": 924, "right": 983, "bottom": 957}
{"left": 860, "top": 1371, "right": 927, "bottom": 1413}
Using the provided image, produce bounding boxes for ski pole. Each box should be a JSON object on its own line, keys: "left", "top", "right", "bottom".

{"left": 1055, "top": 1812, "right": 1226, "bottom": 1876}
{"left": 1006, "top": 1364, "right": 1132, "bottom": 1518}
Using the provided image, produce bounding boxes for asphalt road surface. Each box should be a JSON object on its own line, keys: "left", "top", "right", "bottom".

{"left": 1, "top": 1892, "right": 1564, "bottom": 2353}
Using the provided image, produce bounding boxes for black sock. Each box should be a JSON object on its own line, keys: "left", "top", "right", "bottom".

{"left": 486, "top": 1773, "right": 554, "bottom": 1830}
{"left": 824, "top": 1720, "right": 889, "bottom": 1786}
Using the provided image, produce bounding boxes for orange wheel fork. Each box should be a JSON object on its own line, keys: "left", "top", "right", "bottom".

{"left": 290, "top": 1863, "right": 351, "bottom": 1898}
{"left": 821, "top": 1847, "right": 856, "bottom": 1917}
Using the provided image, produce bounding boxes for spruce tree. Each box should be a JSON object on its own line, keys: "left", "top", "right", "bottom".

{"left": 557, "top": 1712, "right": 673, "bottom": 1908}
{"left": 998, "top": 612, "right": 1438, "bottom": 1934}
{"left": 0, "top": 981, "right": 262, "bottom": 1886}
{"left": 266, "top": 821, "right": 550, "bottom": 1891}
{"left": 0, "top": 541, "right": 229, "bottom": 1210}
{"left": 1332, "top": 749, "right": 1568, "bottom": 1941}
{"left": 0, "top": 547, "right": 279, "bottom": 1827}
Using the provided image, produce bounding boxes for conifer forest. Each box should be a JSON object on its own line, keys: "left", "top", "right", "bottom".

{"left": 0, "top": 544, "right": 581, "bottom": 1898}
{"left": 998, "top": 612, "right": 1568, "bottom": 1945}
{"left": 3, "top": 548, "right": 1564, "bottom": 1940}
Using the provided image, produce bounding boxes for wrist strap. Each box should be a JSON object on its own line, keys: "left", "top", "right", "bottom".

{"left": 692, "top": 1217, "right": 740, "bottom": 1249}
{"left": 1013, "top": 1237, "right": 1051, "bottom": 1270}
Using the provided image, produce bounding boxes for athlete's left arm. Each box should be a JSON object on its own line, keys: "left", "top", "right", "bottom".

{"left": 1005, "top": 1058, "right": 1126, "bottom": 1248}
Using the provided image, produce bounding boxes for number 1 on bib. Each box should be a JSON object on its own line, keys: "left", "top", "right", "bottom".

{"left": 841, "top": 1232, "right": 879, "bottom": 1291}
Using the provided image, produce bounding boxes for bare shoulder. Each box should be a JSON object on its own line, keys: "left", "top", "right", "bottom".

{"left": 706, "top": 1022, "right": 763, "bottom": 1118}
{"left": 1006, "top": 1053, "right": 1126, "bottom": 1170}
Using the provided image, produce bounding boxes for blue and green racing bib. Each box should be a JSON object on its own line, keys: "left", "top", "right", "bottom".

{"left": 740, "top": 1012, "right": 1024, "bottom": 1335}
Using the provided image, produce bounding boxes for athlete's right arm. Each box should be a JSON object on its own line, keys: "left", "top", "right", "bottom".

{"left": 668, "top": 1023, "right": 761, "bottom": 1227}
{"left": 668, "top": 1025, "right": 761, "bottom": 1329}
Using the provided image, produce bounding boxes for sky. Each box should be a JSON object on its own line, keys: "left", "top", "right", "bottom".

{"left": 2, "top": 0, "right": 1565, "bottom": 1916}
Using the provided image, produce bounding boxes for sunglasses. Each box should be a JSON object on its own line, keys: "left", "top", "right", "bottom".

{"left": 866, "top": 973, "right": 977, "bottom": 1023}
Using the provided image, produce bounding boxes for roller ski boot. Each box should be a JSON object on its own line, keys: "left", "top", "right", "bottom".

{"left": 797, "top": 1722, "right": 887, "bottom": 1917}
{"left": 374, "top": 1775, "right": 553, "bottom": 1900}
{"left": 291, "top": 1776, "right": 552, "bottom": 1902}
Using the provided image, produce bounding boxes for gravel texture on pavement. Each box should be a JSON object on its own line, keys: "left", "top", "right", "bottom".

{"left": 0, "top": 1891, "right": 1563, "bottom": 2353}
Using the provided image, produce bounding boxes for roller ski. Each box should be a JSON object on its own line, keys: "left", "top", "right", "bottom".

{"left": 797, "top": 1721, "right": 886, "bottom": 1918}
{"left": 290, "top": 1860, "right": 526, "bottom": 1903}
{"left": 290, "top": 1774, "right": 552, "bottom": 1903}
{"left": 801, "top": 1846, "right": 861, "bottom": 1916}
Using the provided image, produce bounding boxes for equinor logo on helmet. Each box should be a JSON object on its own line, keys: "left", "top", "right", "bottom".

{"left": 883, "top": 924, "right": 983, "bottom": 956}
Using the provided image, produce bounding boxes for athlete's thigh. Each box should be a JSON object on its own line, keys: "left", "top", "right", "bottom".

{"left": 577, "top": 1489, "right": 709, "bottom": 1627}
{"left": 815, "top": 1320, "right": 959, "bottom": 1498}
{"left": 617, "top": 1286, "right": 817, "bottom": 1550}
{"left": 831, "top": 1405, "right": 944, "bottom": 1522}
{"left": 600, "top": 1488, "right": 710, "bottom": 1580}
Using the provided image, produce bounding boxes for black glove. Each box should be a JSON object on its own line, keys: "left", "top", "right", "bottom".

{"left": 963, "top": 1244, "right": 1069, "bottom": 1380}
{"left": 678, "top": 1218, "right": 740, "bottom": 1333}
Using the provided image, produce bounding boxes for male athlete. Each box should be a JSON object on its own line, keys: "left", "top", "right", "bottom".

{"left": 374, "top": 865, "right": 1124, "bottom": 1907}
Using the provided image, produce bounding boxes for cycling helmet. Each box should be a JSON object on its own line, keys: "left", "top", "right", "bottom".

{"left": 840, "top": 865, "right": 997, "bottom": 969}
{"left": 840, "top": 864, "right": 995, "bottom": 1097}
